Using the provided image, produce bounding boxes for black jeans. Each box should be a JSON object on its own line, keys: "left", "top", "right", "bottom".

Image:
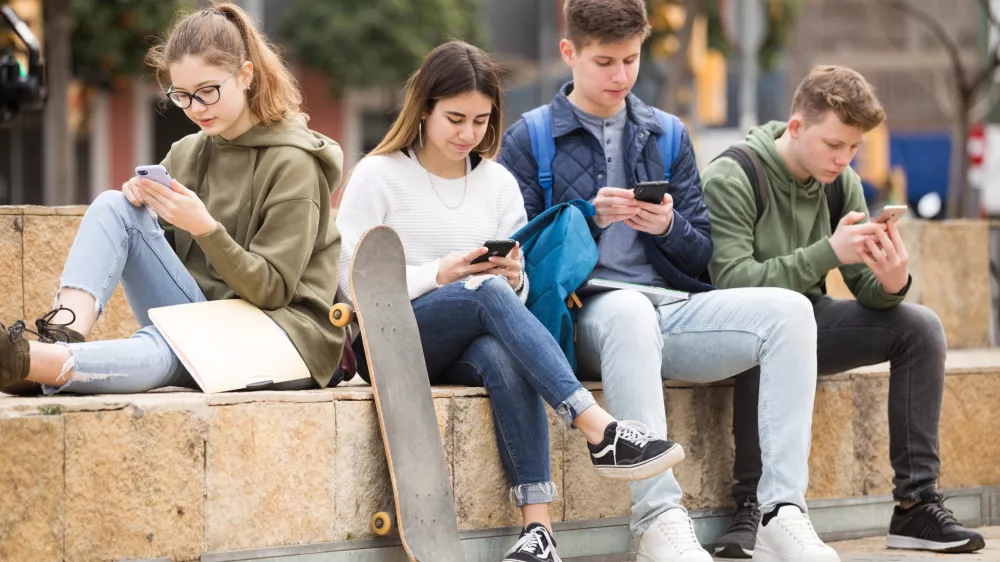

{"left": 732, "top": 296, "right": 947, "bottom": 503}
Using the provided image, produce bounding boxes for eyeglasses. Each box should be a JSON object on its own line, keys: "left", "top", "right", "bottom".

{"left": 165, "top": 66, "right": 241, "bottom": 109}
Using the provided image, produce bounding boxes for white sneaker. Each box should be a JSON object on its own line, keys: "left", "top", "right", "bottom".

{"left": 637, "top": 508, "right": 712, "bottom": 562}
{"left": 753, "top": 505, "right": 840, "bottom": 562}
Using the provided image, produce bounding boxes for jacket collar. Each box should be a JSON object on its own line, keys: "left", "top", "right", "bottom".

{"left": 549, "top": 82, "right": 664, "bottom": 138}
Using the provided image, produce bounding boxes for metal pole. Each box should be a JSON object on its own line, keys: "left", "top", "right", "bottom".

{"left": 538, "top": 0, "right": 556, "bottom": 106}
{"left": 42, "top": 0, "right": 75, "bottom": 205}
{"left": 737, "top": 0, "right": 766, "bottom": 133}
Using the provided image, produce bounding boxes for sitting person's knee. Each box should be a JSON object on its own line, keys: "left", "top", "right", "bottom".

{"left": 599, "top": 289, "right": 659, "bottom": 330}
{"left": 89, "top": 189, "right": 146, "bottom": 222}
{"left": 897, "top": 303, "right": 947, "bottom": 356}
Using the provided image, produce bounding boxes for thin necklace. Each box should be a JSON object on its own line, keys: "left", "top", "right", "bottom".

{"left": 414, "top": 150, "right": 467, "bottom": 210}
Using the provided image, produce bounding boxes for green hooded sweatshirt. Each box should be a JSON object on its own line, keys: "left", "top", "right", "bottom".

{"left": 701, "top": 121, "right": 905, "bottom": 309}
{"left": 160, "top": 116, "right": 345, "bottom": 387}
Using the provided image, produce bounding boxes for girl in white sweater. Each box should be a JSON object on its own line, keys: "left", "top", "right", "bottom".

{"left": 336, "top": 41, "right": 682, "bottom": 562}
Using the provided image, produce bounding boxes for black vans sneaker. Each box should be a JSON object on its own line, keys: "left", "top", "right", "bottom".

{"left": 886, "top": 491, "right": 986, "bottom": 553}
{"left": 588, "top": 420, "right": 685, "bottom": 480}
{"left": 503, "top": 522, "right": 562, "bottom": 562}
{"left": 713, "top": 496, "right": 761, "bottom": 558}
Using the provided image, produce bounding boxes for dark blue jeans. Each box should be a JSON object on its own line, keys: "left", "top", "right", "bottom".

{"left": 354, "top": 277, "right": 596, "bottom": 506}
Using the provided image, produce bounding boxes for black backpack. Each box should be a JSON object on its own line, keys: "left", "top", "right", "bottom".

{"left": 714, "top": 144, "right": 845, "bottom": 227}
{"left": 713, "top": 144, "right": 846, "bottom": 295}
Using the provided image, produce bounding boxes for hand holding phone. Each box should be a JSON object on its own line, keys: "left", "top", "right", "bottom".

{"left": 632, "top": 181, "right": 670, "bottom": 204}
{"left": 135, "top": 165, "right": 173, "bottom": 188}
{"left": 873, "top": 205, "right": 907, "bottom": 224}
{"left": 470, "top": 239, "right": 517, "bottom": 265}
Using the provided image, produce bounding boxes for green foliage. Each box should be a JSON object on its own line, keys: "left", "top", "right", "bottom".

{"left": 70, "top": 0, "right": 186, "bottom": 87}
{"left": 279, "top": 0, "right": 485, "bottom": 95}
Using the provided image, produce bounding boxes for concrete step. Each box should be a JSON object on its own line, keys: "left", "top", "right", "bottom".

{"left": 2, "top": 349, "right": 999, "bottom": 561}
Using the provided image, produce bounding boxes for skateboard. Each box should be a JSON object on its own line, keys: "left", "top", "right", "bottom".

{"left": 329, "top": 225, "right": 465, "bottom": 562}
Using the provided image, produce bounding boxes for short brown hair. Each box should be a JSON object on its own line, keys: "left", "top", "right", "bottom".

{"left": 564, "top": 0, "right": 651, "bottom": 48}
{"left": 791, "top": 65, "right": 886, "bottom": 132}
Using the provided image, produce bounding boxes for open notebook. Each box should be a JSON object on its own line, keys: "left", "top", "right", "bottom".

{"left": 585, "top": 278, "right": 690, "bottom": 307}
{"left": 148, "top": 299, "right": 310, "bottom": 393}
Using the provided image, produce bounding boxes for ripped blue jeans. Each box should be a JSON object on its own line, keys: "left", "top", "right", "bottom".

{"left": 354, "top": 278, "right": 596, "bottom": 506}
{"left": 46, "top": 190, "right": 314, "bottom": 394}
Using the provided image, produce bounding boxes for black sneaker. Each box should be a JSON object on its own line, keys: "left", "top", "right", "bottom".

{"left": 886, "top": 490, "right": 986, "bottom": 553}
{"left": 588, "top": 420, "right": 685, "bottom": 481}
{"left": 713, "top": 496, "right": 761, "bottom": 558}
{"left": 503, "top": 522, "right": 562, "bottom": 562}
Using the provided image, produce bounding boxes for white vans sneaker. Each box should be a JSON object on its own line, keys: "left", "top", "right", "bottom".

{"left": 637, "top": 508, "right": 712, "bottom": 562}
{"left": 753, "top": 505, "right": 840, "bottom": 562}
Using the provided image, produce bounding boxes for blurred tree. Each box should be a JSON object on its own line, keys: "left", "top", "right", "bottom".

{"left": 280, "top": 0, "right": 485, "bottom": 96}
{"left": 647, "top": 0, "right": 802, "bottom": 118}
{"left": 879, "top": 0, "right": 1000, "bottom": 218}
{"left": 69, "top": 0, "right": 184, "bottom": 88}
{"left": 704, "top": 0, "right": 802, "bottom": 71}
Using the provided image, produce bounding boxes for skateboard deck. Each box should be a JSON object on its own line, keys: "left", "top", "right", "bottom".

{"left": 348, "top": 225, "right": 465, "bottom": 562}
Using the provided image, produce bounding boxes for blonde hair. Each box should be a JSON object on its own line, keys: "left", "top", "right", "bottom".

{"left": 370, "top": 41, "right": 503, "bottom": 159}
{"left": 146, "top": 1, "right": 304, "bottom": 127}
{"left": 791, "top": 65, "right": 885, "bottom": 132}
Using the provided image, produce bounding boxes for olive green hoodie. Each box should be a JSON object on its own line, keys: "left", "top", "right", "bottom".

{"left": 702, "top": 121, "right": 905, "bottom": 309}
{"left": 160, "top": 116, "right": 345, "bottom": 386}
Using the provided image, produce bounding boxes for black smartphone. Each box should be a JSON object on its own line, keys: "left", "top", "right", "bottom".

{"left": 470, "top": 239, "right": 516, "bottom": 265}
{"left": 632, "top": 181, "right": 670, "bottom": 204}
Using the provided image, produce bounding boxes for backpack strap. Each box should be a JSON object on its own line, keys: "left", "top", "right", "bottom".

{"left": 714, "top": 144, "right": 770, "bottom": 224}
{"left": 653, "top": 109, "right": 684, "bottom": 181}
{"left": 826, "top": 175, "right": 846, "bottom": 228}
{"left": 523, "top": 106, "right": 557, "bottom": 209}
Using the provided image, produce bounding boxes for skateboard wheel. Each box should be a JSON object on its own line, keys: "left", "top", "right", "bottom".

{"left": 371, "top": 511, "right": 392, "bottom": 536}
{"left": 329, "top": 303, "right": 353, "bottom": 327}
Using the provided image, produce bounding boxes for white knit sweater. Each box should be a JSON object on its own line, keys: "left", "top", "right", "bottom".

{"left": 336, "top": 150, "right": 529, "bottom": 304}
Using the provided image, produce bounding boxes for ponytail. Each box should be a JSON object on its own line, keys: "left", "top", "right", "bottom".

{"left": 147, "top": 1, "right": 304, "bottom": 126}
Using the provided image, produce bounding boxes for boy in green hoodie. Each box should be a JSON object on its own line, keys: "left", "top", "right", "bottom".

{"left": 703, "top": 65, "right": 985, "bottom": 557}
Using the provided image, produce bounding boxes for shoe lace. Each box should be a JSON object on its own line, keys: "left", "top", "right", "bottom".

{"left": 658, "top": 515, "right": 703, "bottom": 552}
{"left": 615, "top": 420, "right": 654, "bottom": 448}
{"left": 922, "top": 493, "right": 960, "bottom": 527}
{"left": 512, "top": 526, "right": 547, "bottom": 555}
{"left": 3, "top": 320, "right": 37, "bottom": 344}
{"left": 34, "top": 307, "right": 77, "bottom": 343}
{"left": 779, "top": 512, "right": 824, "bottom": 547}
{"left": 729, "top": 498, "right": 761, "bottom": 533}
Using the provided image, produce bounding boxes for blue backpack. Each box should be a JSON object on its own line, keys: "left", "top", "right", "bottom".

{"left": 522, "top": 105, "right": 685, "bottom": 207}
{"left": 513, "top": 105, "right": 684, "bottom": 370}
{"left": 512, "top": 200, "right": 597, "bottom": 372}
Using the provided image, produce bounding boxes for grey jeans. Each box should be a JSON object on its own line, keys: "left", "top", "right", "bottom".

{"left": 732, "top": 295, "right": 947, "bottom": 503}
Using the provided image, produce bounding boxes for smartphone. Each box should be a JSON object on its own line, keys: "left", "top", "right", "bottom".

{"left": 135, "top": 164, "right": 173, "bottom": 188}
{"left": 873, "top": 205, "right": 907, "bottom": 224}
{"left": 470, "top": 239, "right": 517, "bottom": 265}
{"left": 632, "top": 181, "right": 670, "bottom": 204}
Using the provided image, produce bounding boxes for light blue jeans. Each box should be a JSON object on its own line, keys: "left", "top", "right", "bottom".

{"left": 574, "top": 288, "right": 818, "bottom": 533}
{"left": 46, "top": 190, "right": 314, "bottom": 394}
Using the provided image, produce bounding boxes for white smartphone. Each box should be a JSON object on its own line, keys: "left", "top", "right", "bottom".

{"left": 135, "top": 164, "right": 173, "bottom": 188}
{"left": 873, "top": 205, "right": 907, "bottom": 224}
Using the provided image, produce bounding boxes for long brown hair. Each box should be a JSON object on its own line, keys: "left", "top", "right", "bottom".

{"left": 146, "top": 1, "right": 303, "bottom": 127}
{"left": 371, "top": 41, "right": 503, "bottom": 159}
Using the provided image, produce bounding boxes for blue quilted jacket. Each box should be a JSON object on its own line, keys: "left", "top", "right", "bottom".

{"left": 499, "top": 83, "right": 715, "bottom": 293}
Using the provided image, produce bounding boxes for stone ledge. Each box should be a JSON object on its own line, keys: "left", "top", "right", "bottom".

{"left": 2, "top": 350, "right": 999, "bottom": 561}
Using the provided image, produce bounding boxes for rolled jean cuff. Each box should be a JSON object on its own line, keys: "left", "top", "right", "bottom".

{"left": 511, "top": 481, "right": 556, "bottom": 507}
{"left": 555, "top": 387, "right": 597, "bottom": 426}
{"left": 894, "top": 482, "right": 938, "bottom": 503}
